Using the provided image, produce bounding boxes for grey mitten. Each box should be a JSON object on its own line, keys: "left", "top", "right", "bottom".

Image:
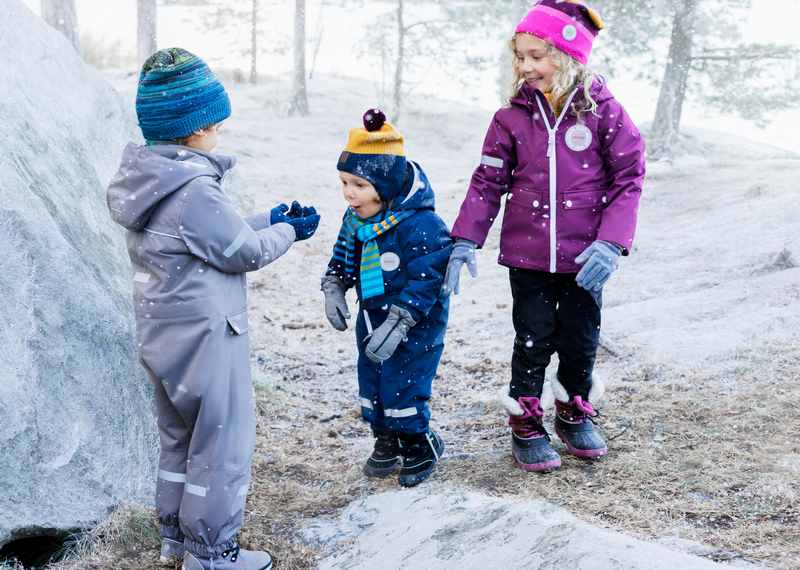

{"left": 365, "top": 305, "right": 417, "bottom": 363}
{"left": 441, "top": 239, "right": 478, "bottom": 295}
{"left": 321, "top": 275, "right": 350, "bottom": 331}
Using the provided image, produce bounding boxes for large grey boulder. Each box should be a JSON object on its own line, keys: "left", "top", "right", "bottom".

{"left": 304, "top": 486, "right": 760, "bottom": 569}
{"left": 0, "top": 1, "right": 156, "bottom": 546}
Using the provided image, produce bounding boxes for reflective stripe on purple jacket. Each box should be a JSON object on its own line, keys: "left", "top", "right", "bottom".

{"left": 451, "top": 79, "right": 645, "bottom": 273}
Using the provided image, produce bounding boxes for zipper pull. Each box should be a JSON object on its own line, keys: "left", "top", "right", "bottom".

{"left": 547, "top": 132, "right": 556, "bottom": 158}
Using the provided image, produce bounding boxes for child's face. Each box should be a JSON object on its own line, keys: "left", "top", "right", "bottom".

{"left": 514, "top": 34, "right": 557, "bottom": 93}
{"left": 339, "top": 171, "right": 383, "bottom": 219}
{"left": 184, "top": 123, "right": 223, "bottom": 152}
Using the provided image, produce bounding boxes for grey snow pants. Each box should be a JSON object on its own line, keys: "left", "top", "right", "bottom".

{"left": 138, "top": 304, "right": 255, "bottom": 558}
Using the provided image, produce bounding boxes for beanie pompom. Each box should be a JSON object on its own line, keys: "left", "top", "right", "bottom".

{"left": 363, "top": 108, "right": 386, "bottom": 132}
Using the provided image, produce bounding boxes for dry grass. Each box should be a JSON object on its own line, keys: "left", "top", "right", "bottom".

{"left": 47, "top": 329, "right": 799, "bottom": 570}
{"left": 434, "top": 344, "right": 800, "bottom": 569}
{"left": 47, "top": 505, "right": 162, "bottom": 569}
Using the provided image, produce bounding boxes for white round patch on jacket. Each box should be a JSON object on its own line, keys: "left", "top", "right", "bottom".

{"left": 380, "top": 252, "right": 401, "bottom": 271}
{"left": 565, "top": 124, "right": 593, "bottom": 152}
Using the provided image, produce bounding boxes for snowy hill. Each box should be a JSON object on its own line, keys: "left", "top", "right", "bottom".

{"left": 62, "top": 71, "right": 799, "bottom": 569}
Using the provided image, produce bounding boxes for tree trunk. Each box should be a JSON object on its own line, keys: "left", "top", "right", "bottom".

{"left": 137, "top": 0, "right": 157, "bottom": 66}
{"left": 250, "top": 0, "right": 258, "bottom": 84}
{"left": 41, "top": 0, "right": 79, "bottom": 50}
{"left": 392, "top": 0, "right": 405, "bottom": 123}
{"left": 288, "top": 0, "right": 309, "bottom": 116}
{"left": 649, "top": 0, "right": 699, "bottom": 160}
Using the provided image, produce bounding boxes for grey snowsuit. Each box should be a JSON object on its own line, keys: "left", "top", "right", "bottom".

{"left": 107, "top": 143, "right": 295, "bottom": 558}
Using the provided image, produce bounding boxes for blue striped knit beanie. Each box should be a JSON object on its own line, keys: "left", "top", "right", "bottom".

{"left": 136, "top": 48, "right": 231, "bottom": 143}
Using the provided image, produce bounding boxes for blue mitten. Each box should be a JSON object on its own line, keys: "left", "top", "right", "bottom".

{"left": 269, "top": 203, "right": 289, "bottom": 225}
{"left": 287, "top": 200, "right": 303, "bottom": 219}
{"left": 575, "top": 240, "right": 622, "bottom": 292}
{"left": 287, "top": 207, "right": 321, "bottom": 241}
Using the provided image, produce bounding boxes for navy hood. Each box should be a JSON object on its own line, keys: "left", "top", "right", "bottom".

{"left": 390, "top": 161, "right": 436, "bottom": 213}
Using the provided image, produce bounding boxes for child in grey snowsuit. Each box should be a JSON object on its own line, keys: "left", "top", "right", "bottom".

{"left": 322, "top": 109, "right": 452, "bottom": 488}
{"left": 107, "top": 48, "right": 320, "bottom": 570}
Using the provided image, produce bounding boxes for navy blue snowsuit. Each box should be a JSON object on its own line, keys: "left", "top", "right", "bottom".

{"left": 327, "top": 162, "right": 452, "bottom": 434}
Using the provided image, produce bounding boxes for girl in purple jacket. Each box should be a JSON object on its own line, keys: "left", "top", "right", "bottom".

{"left": 444, "top": 0, "right": 645, "bottom": 472}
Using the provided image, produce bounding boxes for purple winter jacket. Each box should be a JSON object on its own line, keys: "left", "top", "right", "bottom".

{"left": 451, "top": 79, "right": 645, "bottom": 273}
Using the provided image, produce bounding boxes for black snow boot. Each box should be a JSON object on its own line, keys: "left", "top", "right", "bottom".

{"left": 363, "top": 428, "right": 401, "bottom": 478}
{"left": 398, "top": 430, "right": 445, "bottom": 487}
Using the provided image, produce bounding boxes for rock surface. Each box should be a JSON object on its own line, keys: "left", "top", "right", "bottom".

{"left": 304, "top": 486, "right": 758, "bottom": 569}
{"left": 0, "top": 0, "right": 156, "bottom": 546}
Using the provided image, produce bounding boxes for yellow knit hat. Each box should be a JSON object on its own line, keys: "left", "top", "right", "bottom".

{"left": 338, "top": 109, "right": 408, "bottom": 202}
{"left": 343, "top": 109, "right": 405, "bottom": 156}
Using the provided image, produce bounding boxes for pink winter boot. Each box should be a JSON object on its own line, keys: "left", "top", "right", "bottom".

{"left": 555, "top": 396, "right": 608, "bottom": 459}
{"left": 507, "top": 396, "right": 562, "bottom": 472}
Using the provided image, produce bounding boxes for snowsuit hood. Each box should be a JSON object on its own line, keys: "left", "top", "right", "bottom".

{"left": 107, "top": 143, "right": 235, "bottom": 232}
{"left": 390, "top": 160, "right": 436, "bottom": 214}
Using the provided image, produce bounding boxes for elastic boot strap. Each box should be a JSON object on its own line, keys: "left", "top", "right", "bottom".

{"left": 426, "top": 432, "right": 440, "bottom": 461}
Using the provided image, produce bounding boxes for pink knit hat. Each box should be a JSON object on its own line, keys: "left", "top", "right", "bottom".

{"left": 515, "top": 0, "right": 605, "bottom": 65}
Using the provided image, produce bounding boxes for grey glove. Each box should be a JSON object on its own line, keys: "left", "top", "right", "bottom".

{"left": 365, "top": 305, "right": 417, "bottom": 364}
{"left": 321, "top": 275, "right": 350, "bottom": 331}
{"left": 441, "top": 239, "right": 478, "bottom": 295}
{"left": 575, "top": 240, "right": 622, "bottom": 292}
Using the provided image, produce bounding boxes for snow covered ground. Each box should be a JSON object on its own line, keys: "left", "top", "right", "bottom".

{"left": 83, "top": 73, "right": 799, "bottom": 570}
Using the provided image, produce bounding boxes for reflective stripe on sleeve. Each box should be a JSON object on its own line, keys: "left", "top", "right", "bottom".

{"left": 223, "top": 227, "right": 250, "bottom": 258}
{"left": 481, "top": 155, "right": 503, "bottom": 169}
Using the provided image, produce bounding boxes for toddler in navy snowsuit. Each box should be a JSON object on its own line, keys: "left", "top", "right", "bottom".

{"left": 321, "top": 109, "right": 452, "bottom": 487}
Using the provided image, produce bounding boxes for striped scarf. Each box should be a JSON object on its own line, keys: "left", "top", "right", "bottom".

{"left": 329, "top": 209, "right": 414, "bottom": 300}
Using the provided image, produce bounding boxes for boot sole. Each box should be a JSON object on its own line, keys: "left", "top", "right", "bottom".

{"left": 398, "top": 465, "right": 436, "bottom": 487}
{"left": 183, "top": 556, "right": 272, "bottom": 570}
{"left": 181, "top": 562, "right": 272, "bottom": 570}
{"left": 512, "top": 450, "right": 561, "bottom": 472}
{"left": 363, "top": 458, "right": 401, "bottom": 478}
{"left": 556, "top": 428, "right": 608, "bottom": 459}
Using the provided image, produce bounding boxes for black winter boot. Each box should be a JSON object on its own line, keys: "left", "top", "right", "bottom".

{"left": 363, "top": 428, "right": 401, "bottom": 478}
{"left": 398, "top": 430, "right": 445, "bottom": 487}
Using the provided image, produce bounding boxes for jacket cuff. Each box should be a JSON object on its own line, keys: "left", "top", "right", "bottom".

{"left": 392, "top": 302, "right": 422, "bottom": 324}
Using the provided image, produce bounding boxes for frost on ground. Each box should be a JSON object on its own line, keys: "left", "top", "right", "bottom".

{"left": 57, "top": 70, "right": 800, "bottom": 570}
{"left": 302, "top": 486, "right": 755, "bottom": 569}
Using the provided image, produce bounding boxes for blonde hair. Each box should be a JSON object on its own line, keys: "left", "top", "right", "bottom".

{"left": 509, "top": 35, "right": 598, "bottom": 119}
